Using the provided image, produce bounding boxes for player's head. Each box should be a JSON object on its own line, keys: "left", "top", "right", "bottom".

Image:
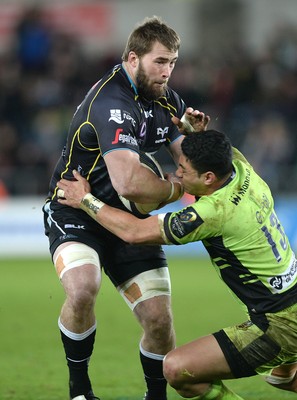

{"left": 178, "top": 130, "right": 233, "bottom": 196}
{"left": 122, "top": 16, "right": 180, "bottom": 61}
{"left": 122, "top": 16, "right": 180, "bottom": 101}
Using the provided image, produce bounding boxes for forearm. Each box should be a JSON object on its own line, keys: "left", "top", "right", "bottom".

{"left": 80, "top": 193, "right": 164, "bottom": 244}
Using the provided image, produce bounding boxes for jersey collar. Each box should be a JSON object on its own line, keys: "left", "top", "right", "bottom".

{"left": 121, "top": 64, "right": 138, "bottom": 96}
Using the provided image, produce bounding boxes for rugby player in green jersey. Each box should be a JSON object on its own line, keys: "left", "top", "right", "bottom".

{"left": 57, "top": 129, "right": 297, "bottom": 400}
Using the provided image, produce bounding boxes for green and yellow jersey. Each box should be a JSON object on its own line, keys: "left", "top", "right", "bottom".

{"left": 159, "top": 148, "right": 297, "bottom": 316}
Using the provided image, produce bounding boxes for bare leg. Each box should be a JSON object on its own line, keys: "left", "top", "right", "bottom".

{"left": 134, "top": 295, "right": 175, "bottom": 400}
{"left": 163, "top": 334, "right": 242, "bottom": 399}
{"left": 54, "top": 242, "right": 101, "bottom": 399}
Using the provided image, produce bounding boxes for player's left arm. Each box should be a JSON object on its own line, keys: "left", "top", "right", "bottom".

{"left": 57, "top": 170, "right": 166, "bottom": 245}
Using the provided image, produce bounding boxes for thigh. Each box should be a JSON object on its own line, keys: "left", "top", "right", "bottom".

{"left": 215, "top": 305, "right": 297, "bottom": 380}
{"left": 117, "top": 267, "right": 171, "bottom": 310}
{"left": 164, "top": 334, "right": 233, "bottom": 382}
{"left": 54, "top": 241, "right": 102, "bottom": 292}
{"left": 214, "top": 321, "right": 280, "bottom": 378}
{"left": 103, "top": 239, "right": 168, "bottom": 286}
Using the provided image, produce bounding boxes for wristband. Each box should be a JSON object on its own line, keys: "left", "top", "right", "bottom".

{"left": 165, "top": 181, "right": 184, "bottom": 202}
{"left": 165, "top": 181, "right": 175, "bottom": 201}
{"left": 180, "top": 114, "right": 195, "bottom": 134}
{"left": 80, "top": 193, "right": 105, "bottom": 220}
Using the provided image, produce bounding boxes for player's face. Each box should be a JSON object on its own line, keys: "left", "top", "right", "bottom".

{"left": 136, "top": 41, "right": 178, "bottom": 101}
{"left": 176, "top": 155, "right": 207, "bottom": 196}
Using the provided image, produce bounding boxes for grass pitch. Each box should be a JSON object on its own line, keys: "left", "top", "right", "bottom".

{"left": 1, "top": 256, "right": 295, "bottom": 400}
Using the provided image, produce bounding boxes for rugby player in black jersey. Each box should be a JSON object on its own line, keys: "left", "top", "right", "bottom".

{"left": 43, "top": 16, "right": 209, "bottom": 400}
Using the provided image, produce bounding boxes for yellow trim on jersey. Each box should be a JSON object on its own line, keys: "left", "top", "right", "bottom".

{"left": 154, "top": 96, "right": 178, "bottom": 117}
{"left": 86, "top": 66, "right": 121, "bottom": 122}
{"left": 76, "top": 122, "right": 100, "bottom": 151}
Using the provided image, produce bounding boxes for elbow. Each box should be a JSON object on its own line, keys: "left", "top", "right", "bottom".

{"left": 119, "top": 230, "right": 146, "bottom": 245}
{"left": 113, "top": 180, "right": 138, "bottom": 199}
{"left": 121, "top": 232, "right": 141, "bottom": 245}
{"left": 116, "top": 186, "right": 139, "bottom": 201}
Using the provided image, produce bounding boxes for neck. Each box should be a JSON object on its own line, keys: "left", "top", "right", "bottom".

{"left": 203, "top": 171, "right": 233, "bottom": 196}
{"left": 216, "top": 171, "right": 234, "bottom": 190}
{"left": 122, "top": 61, "right": 135, "bottom": 85}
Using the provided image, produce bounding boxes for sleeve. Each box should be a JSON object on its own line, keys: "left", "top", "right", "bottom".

{"left": 158, "top": 200, "right": 221, "bottom": 245}
{"left": 165, "top": 89, "right": 187, "bottom": 147}
{"left": 89, "top": 89, "right": 142, "bottom": 156}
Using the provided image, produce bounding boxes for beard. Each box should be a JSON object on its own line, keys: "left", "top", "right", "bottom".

{"left": 136, "top": 61, "right": 167, "bottom": 101}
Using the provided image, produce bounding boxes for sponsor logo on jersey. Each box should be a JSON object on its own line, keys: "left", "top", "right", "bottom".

{"left": 111, "top": 128, "right": 138, "bottom": 147}
{"left": 255, "top": 194, "right": 271, "bottom": 224}
{"left": 269, "top": 257, "right": 297, "bottom": 292}
{"left": 109, "top": 109, "right": 124, "bottom": 124}
{"left": 139, "top": 121, "right": 147, "bottom": 138}
{"left": 64, "top": 224, "right": 86, "bottom": 230}
{"left": 59, "top": 233, "right": 78, "bottom": 241}
{"left": 109, "top": 109, "right": 136, "bottom": 127}
{"left": 157, "top": 127, "right": 168, "bottom": 138}
{"left": 144, "top": 109, "right": 153, "bottom": 118}
{"left": 179, "top": 211, "right": 197, "bottom": 223}
{"left": 155, "top": 126, "right": 169, "bottom": 144}
{"left": 170, "top": 207, "right": 203, "bottom": 238}
{"left": 229, "top": 168, "right": 251, "bottom": 205}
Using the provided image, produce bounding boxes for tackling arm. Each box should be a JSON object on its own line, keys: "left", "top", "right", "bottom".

{"left": 57, "top": 170, "right": 165, "bottom": 245}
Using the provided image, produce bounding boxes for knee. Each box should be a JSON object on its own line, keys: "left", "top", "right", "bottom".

{"left": 163, "top": 352, "right": 183, "bottom": 389}
{"left": 145, "top": 309, "right": 173, "bottom": 341}
{"left": 136, "top": 299, "right": 173, "bottom": 335}
{"left": 75, "top": 286, "right": 97, "bottom": 307}
{"left": 66, "top": 279, "right": 99, "bottom": 313}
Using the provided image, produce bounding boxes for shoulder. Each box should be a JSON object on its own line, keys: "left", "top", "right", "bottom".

{"left": 84, "top": 66, "right": 140, "bottom": 117}
{"left": 156, "top": 87, "right": 186, "bottom": 118}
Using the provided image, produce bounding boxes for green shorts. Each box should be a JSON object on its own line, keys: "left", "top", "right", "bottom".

{"left": 213, "top": 302, "right": 297, "bottom": 378}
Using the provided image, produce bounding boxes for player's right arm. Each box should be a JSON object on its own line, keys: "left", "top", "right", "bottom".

{"left": 103, "top": 149, "right": 181, "bottom": 204}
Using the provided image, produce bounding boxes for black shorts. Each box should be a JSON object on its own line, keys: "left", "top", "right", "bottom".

{"left": 42, "top": 200, "right": 167, "bottom": 286}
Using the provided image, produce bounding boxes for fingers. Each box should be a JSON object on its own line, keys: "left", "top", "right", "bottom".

{"left": 171, "top": 115, "right": 182, "bottom": 129}
{"left": 57, "top": 188, "right": 65, "bottom": 198}
{"left": 72, "top": 169, "right": 81, "bottom": 179}
{"left": 172, "top": 109, "right": 210, "bottom": 134}
{"left": 56, "top": 169, "right": 79, "bottom": 199}
{"left": 186, "top": 109, "right": 210, "bottom": 123}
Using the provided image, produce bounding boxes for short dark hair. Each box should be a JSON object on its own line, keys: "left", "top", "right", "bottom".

{"left": 122, "top": 16, "right": 180, "bottom": 61}
{"left": 181, "top": 130, "right": 233, "bottom": 179}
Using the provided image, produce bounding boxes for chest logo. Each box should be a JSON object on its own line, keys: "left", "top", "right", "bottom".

{"left": 109, "top": 109, "right": 124, "bottom": 124}
{"left": 157, "top": 127, "right": 169, "bottom": 138}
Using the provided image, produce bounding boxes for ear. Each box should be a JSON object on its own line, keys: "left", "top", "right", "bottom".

{"left": 204, "top": 171, "right": 216, "bottom": 185}
{"left": 127, "top": 51, "right": 139, "bottom": 67}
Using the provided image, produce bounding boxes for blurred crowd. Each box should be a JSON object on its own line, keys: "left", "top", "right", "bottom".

{"left": 0, "top": 7, "right": 297, "bottom": 197}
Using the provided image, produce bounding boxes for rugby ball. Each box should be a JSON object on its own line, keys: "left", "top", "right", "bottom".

{"left": 118, "top": 152, "right": 164, "bottom": 216}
